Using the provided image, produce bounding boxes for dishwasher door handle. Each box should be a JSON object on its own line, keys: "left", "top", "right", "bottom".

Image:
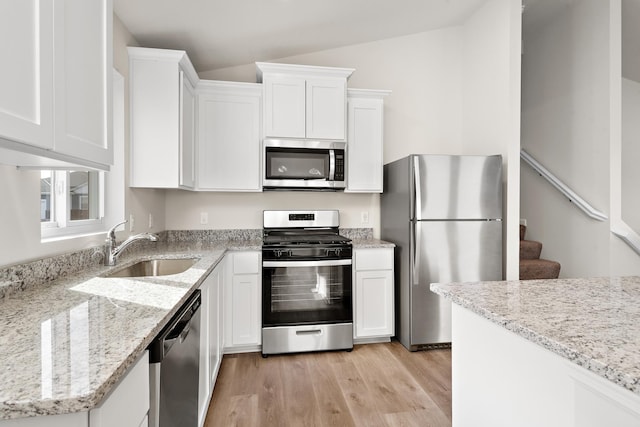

{"left": 164, "top": 321, "right": 192, "bottom": 350}
{"left": 153, "top": 290, "right": 201, "bottom": 361}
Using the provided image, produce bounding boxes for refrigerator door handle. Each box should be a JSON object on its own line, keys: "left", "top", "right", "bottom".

{"left": 413, "top": 156, "right": 422, "bottom": 220}
{"left": 411, "top": 222, "right": 421, "bottom": 285}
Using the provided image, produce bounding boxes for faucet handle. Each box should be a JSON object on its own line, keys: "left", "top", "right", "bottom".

{"left": 107, "top": 220, "right": 128, "bottom": 240}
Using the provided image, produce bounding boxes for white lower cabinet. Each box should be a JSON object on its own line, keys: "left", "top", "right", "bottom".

{"left": 452, "top": 305, "right": 640, "bottom": 427}
{"left": 223, "top": 251, "right": 261, "bottom": 352}
{"left": 197, "top": 261, "right": 224, "bottom": 426}
{"left": 89, "top": 351, "right": 149, "bottom": 427}
{"left": 353, "top": 248, "right": 395, "bottom": 341}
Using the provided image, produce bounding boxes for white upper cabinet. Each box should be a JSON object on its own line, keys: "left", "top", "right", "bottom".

{"left": 129, "top": 47, "right": 199, "bottom": 189}
{"left": 0, "top": 0, "right": 113, "bottom": 170}
{"left": 197, "top": 81, "right": 262, "bottom": 191}
{"left": 53, "top": 0, "right": 113, "bottom": 167}
{"left": 0, "top": 1, "right": 54, "bottom": 150}
{"left": 263, "top": 75, "right": 306, "bottom": 138}
{"left": 257, "top": 62, "right": 354, "bottom": 141}
{"left": 346, "top": 89, "right": 390, "bottom": 193}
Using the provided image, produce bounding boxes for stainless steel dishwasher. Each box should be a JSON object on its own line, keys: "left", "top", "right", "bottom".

{"left": 149, "top": 290, "right": 201, "bottom": 427}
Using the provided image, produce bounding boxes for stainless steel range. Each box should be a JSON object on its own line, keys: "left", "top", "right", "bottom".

{"left": 262, "top": 210, "right": 353, "bottom": 356}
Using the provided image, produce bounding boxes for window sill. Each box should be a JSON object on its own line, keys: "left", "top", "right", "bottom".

{"left": 41, "top": 229, "right": 106, "bottom": 244}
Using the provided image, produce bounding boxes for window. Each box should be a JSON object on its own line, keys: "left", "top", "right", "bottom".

{"left": 40, "top": 170, "right": 104, "bottom": 238}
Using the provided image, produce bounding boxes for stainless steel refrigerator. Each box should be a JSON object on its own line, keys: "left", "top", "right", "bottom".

{"left": 381, "top": 154, "right": 503, "bottom": 351}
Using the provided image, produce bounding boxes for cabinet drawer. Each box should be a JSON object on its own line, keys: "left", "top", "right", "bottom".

{"left": 355, "top": 248, "right": 394, "bottom": 271}
{"left": 232, "top": 252, "right": 260, "bottom": 274}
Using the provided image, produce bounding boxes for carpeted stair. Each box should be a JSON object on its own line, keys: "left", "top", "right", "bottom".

{"left": 519, "top": 224, "right": 561, "bottom": 280}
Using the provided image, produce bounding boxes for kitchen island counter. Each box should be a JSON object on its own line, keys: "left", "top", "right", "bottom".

{"left": 431, "top": 276, "right": 640, "bottom": 426}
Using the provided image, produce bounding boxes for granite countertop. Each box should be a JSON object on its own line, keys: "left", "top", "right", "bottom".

{"left": 0, "top": 234, "right": 390, "bottom": 420}
{"left": 351, "top": 238, "right": 395, "bottom": 248}
{"left": 431, "top": 277, "right": 640, "bottom": 396}
{"left": 0, "top": 240, "right": 259, "bottom": 420}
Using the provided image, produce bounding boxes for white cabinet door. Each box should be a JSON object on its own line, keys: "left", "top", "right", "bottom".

{"left": 197, "top": 281, "right": 210, "bottom": 427}
{"left": 224, "top": 252, "right": 261, "bottom": 351}
{"left": 89, "top": 352, "right": 150, "bottom": 427}
{"left": 129, "top": 47, "right": 198, "bottom": 189}
{"left": 346, "top": 90, "right": 390, "bottom": 193}
{"left": 263, "top": 75, "right": 306, "bottom": 138}
{"left": 180, "top": 73, "right": 196, "bottom": 188}
{"left": 0, "top": 0, "right": 112, "bottom": 169}
{"left": 197, "top": 261, "right": 224, "bottom": 426}
{"left": 197, "top": 82, "right": 262, "bottom": 191}
{"left": 0, "top": 413, "right": 86, "bottom": 427}
{"left": 257, "top": 62, "right": 353, "bottom": 141}
{"left": 208, "top": 262, "right": 224, "bottom": 389}
{"left": 0, "top": 1, "right": 54, "bottom": 150}
{"left": 355, "top": 270, "right": 394, "bottom": 338}
{"left": 306, "top": 78, "right": 346, "bottom": 140}
{"left": 53, "top": 0, "right": 113, "bottom": 166}
{"left": 229, "top": 274, "right": 260, "bottom": 346}
{"left": 353, "top": 248, "right": 394, "bottom": 340}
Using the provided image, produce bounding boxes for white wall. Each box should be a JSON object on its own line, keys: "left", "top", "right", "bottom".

{"left": 621, "top": 78, "right": 640, "bottom": 233}
{"left": 520, "top": 0, "right": 640, "bottom": 278}
{"left": 461, "top": 0, "right": 522, "bottom": 279}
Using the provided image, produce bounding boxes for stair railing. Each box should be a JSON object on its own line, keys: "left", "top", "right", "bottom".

{"left": 520, "top": 150, "right": 608, "bottom": 222}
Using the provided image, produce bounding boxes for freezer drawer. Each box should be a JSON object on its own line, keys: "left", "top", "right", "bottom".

{"left": 410, "top": 220, "right": 502, "bottom": 347}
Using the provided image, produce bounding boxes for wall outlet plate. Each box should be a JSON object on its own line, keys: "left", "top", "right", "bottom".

{"left": 200, "top": 212, "right": 208, "bottom": 225}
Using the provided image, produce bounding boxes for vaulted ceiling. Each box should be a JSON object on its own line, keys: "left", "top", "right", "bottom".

{"left": 113, "top": 0, "right": 487, "bottom": 73}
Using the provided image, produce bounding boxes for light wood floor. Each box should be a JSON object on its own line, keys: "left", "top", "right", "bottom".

{"left": 203, "top": 341, "right": 452, "bottom": 427}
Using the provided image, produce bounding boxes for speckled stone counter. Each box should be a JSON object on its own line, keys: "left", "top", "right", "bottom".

{"left": 0, "top": 228, "right": 391, "bottom": 421}
{"left": 0, "top": 239, "right": 259, "bottom": 420}
{"left": 431, "top": 277, "right": 640, "bottom": 396}
{"left": 351, "top": 238, "right": 395, "bottom": 249}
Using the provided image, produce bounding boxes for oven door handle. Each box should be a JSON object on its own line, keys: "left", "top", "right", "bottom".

{"left": 263, "top": 259, "right": 352, "bottom": 268}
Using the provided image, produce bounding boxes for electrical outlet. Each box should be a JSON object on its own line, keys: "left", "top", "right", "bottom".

{"left": 200, "top": 212, "right": 208, "bottom": 225}
{"left": 129, "top": 214, "right": 135, "bottom": 232}
{"left": 148, "top": 213, "right": 154, "bottom": 229}
{"left": 361, "top": 211, "right": 369, "bottom": 224}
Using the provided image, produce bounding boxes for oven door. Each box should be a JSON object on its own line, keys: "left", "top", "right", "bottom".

{"left": 262, "top": 259, "right": 352, "bottom": 327}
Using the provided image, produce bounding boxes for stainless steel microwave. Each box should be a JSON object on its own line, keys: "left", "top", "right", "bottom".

{"left": 263, "top": 139, "right": 346, "bottom": 190}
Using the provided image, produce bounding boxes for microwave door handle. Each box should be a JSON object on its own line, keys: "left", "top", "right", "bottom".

{"left": 329, "top": 149, "right": 335, "bottom": 181}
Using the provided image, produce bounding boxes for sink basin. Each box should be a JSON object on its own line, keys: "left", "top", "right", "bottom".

{"left": 105, "top": 258, "right": 199, "bottom": 278}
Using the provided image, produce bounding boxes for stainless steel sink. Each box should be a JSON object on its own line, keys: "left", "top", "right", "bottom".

{"left": 104, "top": 258, "right": 199, "bottom": 278}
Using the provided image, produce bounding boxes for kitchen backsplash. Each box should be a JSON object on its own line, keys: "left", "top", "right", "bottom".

{"left": 165, "top": 229, "right": 262, "bottom": 242}
{"left": 0, "top": 228, "right": 374, "bottom": 300}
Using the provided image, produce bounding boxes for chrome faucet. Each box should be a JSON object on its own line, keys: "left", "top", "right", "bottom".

{"left": 105, "top": 220, "right": 158, "bottom": 266}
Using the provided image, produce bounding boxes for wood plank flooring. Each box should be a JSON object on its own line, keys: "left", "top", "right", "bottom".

{"left": 203, "top": 341, "right": 451, "bottom": 427}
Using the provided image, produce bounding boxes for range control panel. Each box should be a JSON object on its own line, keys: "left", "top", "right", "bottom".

{"left": 289, "top": 213, "right": 315, "bottom": 221}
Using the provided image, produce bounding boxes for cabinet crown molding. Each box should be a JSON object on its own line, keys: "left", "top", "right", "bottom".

{"left": 256, "top": 62, "right": 354, "bottom": 81}
{"left": 128, "top": 46, "right": 199, "bottom": 87}
{"left": 348, "top": 88, "right": 392, "bottom": 99}
{"left": 197, "top": 80, "right": 262, "bottom": 95}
